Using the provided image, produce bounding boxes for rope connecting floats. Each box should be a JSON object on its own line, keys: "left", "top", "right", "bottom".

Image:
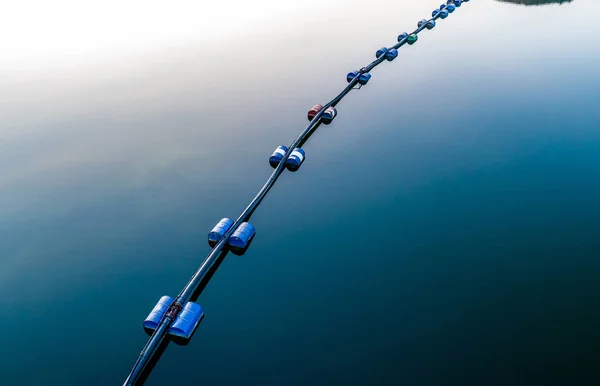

{"left": 123, "top": 1, "right": 472, "bottom": 384}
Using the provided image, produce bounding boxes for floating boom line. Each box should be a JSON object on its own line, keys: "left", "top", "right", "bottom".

{"left": 123, "top": 1, "right": 472, "bottom": 384}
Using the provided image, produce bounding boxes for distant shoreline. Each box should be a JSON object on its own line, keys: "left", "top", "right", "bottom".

{"left": 496, "top": 0, "right": 573, "bottom": 6}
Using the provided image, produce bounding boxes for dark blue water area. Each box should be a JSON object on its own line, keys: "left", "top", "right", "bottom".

{"left": 1, "top": 0, "right": 599, "bottom": 385}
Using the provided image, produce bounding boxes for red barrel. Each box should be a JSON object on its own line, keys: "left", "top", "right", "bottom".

{"left": 307, "top": 104, "right": 324, "bottom": 121}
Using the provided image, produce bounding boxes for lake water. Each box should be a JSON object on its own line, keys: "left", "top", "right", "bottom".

{"left": 1, "top": 0, "right": 599, "bottom": 385}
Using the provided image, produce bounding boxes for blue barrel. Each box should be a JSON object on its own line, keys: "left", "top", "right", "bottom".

{"left": 228, "top": 222, "right": 256, "bottom": 254}
{"left": 440, "top": 3, "right": 446, "bottom": 9}
{"left": 447, "top": 3, "right": 456, "bottom": 12}
{"left": 426, "top": 20, "right": 436, "bottom": 29}
{"left": 168, "top": 301, "right": 204, "bottom": 345}
{"left": 358, "top": 73, "right": 372, "bottom": 85}
{"left": 321, "top": 107, "right": 337, "bottom": 125}
{"left": 285, "top": 148, "right": 305, "bottom": 172}
{"left": 269, "top": 145, "right": 289, "bottom": 168}
{"left": 143, "top": 296, "right": 174, "bottom": 335}
{"left": 454, "top": 0, "right": 462, "bottom": 7}
{"left": 432, "top": 9, "right": 439, "bottom": 17}
{"left": 418, "top": 19, "right": 427, "bottom": 28}
{"left": 208, "top": 218, "right": 234, "bottom": 247}
{"left": 347, "top": 70, "right": 359, "bottom": 83}
{"left": 376, "top": 47, "right": 388, "bottom": 59}
{"left": 385, "top": 48, "right": 398, "bottom": 61}
{"left": 440, "top": 9, "right": 449, "bottom": 19}
{"left": 397, "top": 32, "right": 408, "bottom": 42}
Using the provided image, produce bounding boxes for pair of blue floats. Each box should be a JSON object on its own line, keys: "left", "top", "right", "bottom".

{"left": 269, "top": 145, "right": 305, "bottom": 172}
{"left": 208, "top": 218, "right": 256, "bottom": 254}
{"left": 376, "top": 47, "right": 399, "bottom": 61}
{"left": 143, "top": 218, "right": 257, "bottom": 343}
{"left": 143, "top": 297, "right": 204, "bottom": 346}
{"left": 347, "top": 71, "right": 372, "bottom": 85}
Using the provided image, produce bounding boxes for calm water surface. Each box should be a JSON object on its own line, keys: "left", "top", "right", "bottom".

{"left": 1, "top": 0, "right": 599, "bottom": 385}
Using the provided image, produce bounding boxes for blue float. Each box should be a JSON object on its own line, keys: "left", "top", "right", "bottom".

{"left": 358, "top": 73, "right": 372, "bottom": 85}
{"left": 321, "top": 107, "right": 337, "bottom": 125}
{"left": 385, "top": 48, "right": 398, "bottom": 61}
{"left": 285, "top": 148, "right": 306, "bottom": 171}
{"left": 447, "top": 3, "right": 456, "bottom": 12}
{"left": 432, "top": 9, "right": 439, "bottom": 17}
{"left": 427, "top": 20, "right": 436, "bottom": 29}
{"left": 208, "top": 218, "right": 234, "bottom": 247}
{"left": 143, "top": 296, "right": 174, "bottom": 335}
{"left": 397, "top": 32, "right": 408, "bottom": 42}
{"left": 269, "top": 145, "right": 289, "bottom": 168}
{"left": 347, "top": 70, "right": 359, "bottom": 83}
{"left": 168, "top": 302, "right": 204, "bottom": 345}
{"left": 418, "top": 19, "right": 428, "bottom": 28}
{"left": 227, "top": 222, "right": 256, "bottom": 255}
{"left": 454, "top": 0, "right": 462, "bottom": 7}
{"left": 440, "top": 9, "right": 449, "bottom": 18}
{"left": 376, "top": 47, "right": 388, "bottom": 59}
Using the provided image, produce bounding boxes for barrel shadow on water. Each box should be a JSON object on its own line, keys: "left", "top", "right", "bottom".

{"left": 228, "top": 237, "right": 256, "bottom": 256}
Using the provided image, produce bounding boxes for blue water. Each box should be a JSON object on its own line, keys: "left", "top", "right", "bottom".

{"left": 1, "top": 0, "right": 599, "bottom": 385}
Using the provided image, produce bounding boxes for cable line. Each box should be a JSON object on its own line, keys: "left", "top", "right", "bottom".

{"left": 123, "top": 1, "right": 471, "bottom": 384}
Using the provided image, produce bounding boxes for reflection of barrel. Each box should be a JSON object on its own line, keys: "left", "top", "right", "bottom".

{"left": 143, "top": 296, "right": 174, "bottom": 335}
{"left": 285, "top": 148, "right": 305, "bottom": 172}
{"left": 168, "top": 302, "right": 204, "bottom": 346}
{"left": 321, "top": 107, "right": 337, "bottom": 125}
{"left": 269, "top": 145, "right": 289, "bottom": 168}
{"left": 208, "top": 218, "right": 234, "bottom": 248}
{"left": 227, "top": 222, "right": 256, "bottom": 255}
{"left": 308, "top": 104, "right": 324, "bottom": 121}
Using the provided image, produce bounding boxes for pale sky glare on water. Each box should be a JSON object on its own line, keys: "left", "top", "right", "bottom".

{"left": 0, "top": 1, "right": 340, "bottom": 70}
{"left": 1, "top": 1, "right": 600, "bottom": 386}
{"left": 0, "top": 0, "right": 587, "bottom": 72}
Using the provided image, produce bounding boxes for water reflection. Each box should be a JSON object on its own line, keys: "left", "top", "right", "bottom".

{"left": 1, "top": 0, "right": 599, "bottom": 385}
{"left": 496, "top": 0, "right": 573, "bottom": 5}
